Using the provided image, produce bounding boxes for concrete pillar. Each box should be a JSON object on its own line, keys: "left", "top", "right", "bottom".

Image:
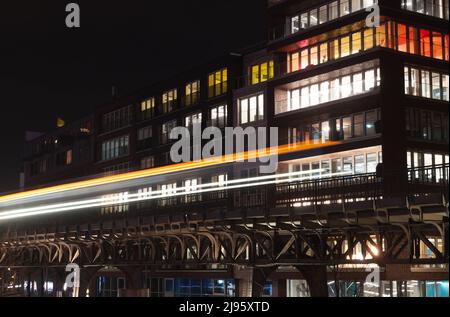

{"left": 296, "top": 265, "right": 329, "bottom": 297}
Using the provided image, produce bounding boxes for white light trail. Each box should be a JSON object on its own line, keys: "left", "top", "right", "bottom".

{"left": 0, "top": 170, "right": 353, "bottom": 221}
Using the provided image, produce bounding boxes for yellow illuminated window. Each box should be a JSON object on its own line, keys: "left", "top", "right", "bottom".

{"left": 249, "top": 61, "right": 275, "bottom": 85}
{"left": 261, "top": 63, "right": 268, "bottom": 81}
{"left": 208, "top": 68, "right": 227, "bottom": 97}
{"left": 185, "top": 80, "right": 200, "bottom": 106}
{"left": 320, "top": 43, "right": 328, "bottom": 63}
{"left": 269, "top": 61, "right": 274, "bottom": 79}
{"left": 376, "top": 23, "right": 387, "bottom": 47}
{"left": 330, "top": 39, "right": 340, "bottom": 60}
{"left": 252, "top": 65, "right": 260, "bottom": 85}
{"left": 363, "top": 28, "right": 374, "bottom": 50}
{"left": 340, "top": 36, "right": 350, "bottom": 57}
{"left": 351, "top": 32, "right": 361, "bottom": 54}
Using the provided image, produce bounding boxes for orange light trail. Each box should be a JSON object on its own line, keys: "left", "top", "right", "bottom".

{"left": 0, "top": 141, "right": 340, "bottom": 204}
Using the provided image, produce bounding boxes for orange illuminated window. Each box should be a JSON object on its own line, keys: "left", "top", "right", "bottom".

{"left": 301, "top": 49, "right": 309, "bottom": 69}
{"left": 445, "top": 35, "right": 449, "bottom": 61}
{"left": 289, "top": 52, "right": 299, "bottom": 72}
{"left": 409, "top": 26, "right": 418, "bottom": 54}
{"left": 420, "top": 29, "right": 431, "bottom": 57}
{"left": 432, "top": 32, "right": 443, "bottom": 60}
{"left": 398, "top": 23, "right": 407, "bottom": 52}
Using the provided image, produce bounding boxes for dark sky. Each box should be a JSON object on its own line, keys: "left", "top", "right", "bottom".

{"left": 0, "top": 0, "right": 267, "bottom": 193}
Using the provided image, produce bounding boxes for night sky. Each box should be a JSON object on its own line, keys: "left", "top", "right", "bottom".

{"left": 0, "top": 0, "right": 267, "bottom": 193}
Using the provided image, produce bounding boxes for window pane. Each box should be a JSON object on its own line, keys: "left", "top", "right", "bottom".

{"left": 343, "top": 117, "right": 352, "bottom": 139}
{"left": 421, "top": 70, "right": 431, "bottom": 98}
{"left": 352, "top": 31, "right": 362, "bottom": 54}
{"left": 319, "top": 6, "right": 327, "bottom": 24}
{"left": 354, "top": 113, "right": 364, "bottom": 137}
{"left": 310, "top": 9, "right": 318, "bottom": 26}
{"left": 340, "top": 0, "right": 350, "bottom": 16}
{"left": 432, "top": 32, "right": 443, "bottom": 59}
{"left": 420, "top": 29, "right": 431, "bottom": 57}
{"left": 353, "top": 73, "right": 363, "bottom": 94}
{"left": 319, "top": 43, "right": 328, "bottom": 63}
{"left": 341, "top": 36, "right": 350, "bottom": 57}
{"left": 363, "top": 28, "right": 374, "bottom": 50}
{"left": 330, "top": 1, "right": 339, "bottom": 19}
{"left": 432, "top": 72, "right": 442, "bottom": 99}
{"left": 398, "top": 23, "right": 408, "bottom": 52}
{"left": 365, "top": 110, "right": 377, "bottom": 135}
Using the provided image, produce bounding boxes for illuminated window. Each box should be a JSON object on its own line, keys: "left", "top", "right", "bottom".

{"left": 352, "top": 0, "right": 361, "bottom": 11}
{"left": 352, "top": 31, "right": 362, "bottom": 54}
{"left": 319, "top": 5, "right": 327, "bottom": 24}
{"left": 300, "top": 13, "right": 308, "bottom": 29}
{"left": 401, "top": 0, "right": 448, "bottom": 20}
{"left": 376, "top": 24, "right": 387, "bottom": 47}
{"left": 398, "top": 24, "right": 407, "bottom": 52}
{"left": 421, "top": 70, "right": 431, "bottom": 98}
{"left": 300, "top": 49, "right": 309, "bottom": 69}
{"left": 405, "top": 65, "right": 449, "bottom": 101}
{"left": 185, "top": 112, "right": 202, "bottom": 130}
{"left": 250, "top": 61, "right": 274, "bottom": 84}
{"left": 210, "top": 104, "right": 227, "bottom": 128}
{"left": 208, "top": 68, "right": 228, "bottom": 98}
{"left": 162, "top": 89, "right": 177, "bottom": 113}
{"left": 291, "top": 16, "right": 300, "bottom": 34}
{"left": 276, "top": 63, "right": 380, "bottom": 115}
{"left": 353, "top": 73, "right": 363, "bottom": 94}
{"left": 185, "top": 80, "right": 200, "bottom": 106}
{"left": 420, "top": 29, "right": 432, "bottom": 57}
{"left": 330, "top": 1, "right": 338, "bottom": 19}
{"left": 320, "top": 82, "right": 330, "bottom": 103}
{"left": 341, "top": 36, "right": 350, "bottom": 57}
{"left": 289, "top": 52, "right": 299, "bottom": 72}
{"left": 330, "top": 39, "right": 340, "bottom": 60}
{"left": 239, "top": 94, "right": 264, "bottom": 124}
{"left": 310, "top": 46, "right": 318, "bottom": 65}
{"left": 443, "top": 74, "right": 449, "bottom": 101}
{"left": 341, "top": 75, "right": 352, "bottom": 97}
{"left": 432, "top": 32, "right": 443, "bottom": 59}
{"left": 161, "top": 120, "right": 177, "bottom": 144}
{"left": 363, "top": 28, "right": 374, "bottom": 50}
{"left": 409, "top": 26, "right": 419, "bottom": 54}
{"left": 141, "top": 97, "right": 155, "bottom": 120}
{"left": 444, "top": 35, "right": 449, "bottom": 60}
{"left": 320, "top": 43, "right": 328, "bottom": 63}
{"left": 432, "top": 72, "right": 442, "bottom": 99}
{"left": 340, "top": 0, "right": 350, "bottom": 16}
{"left": 310, "top": 9, "right": 318, "bottom": 26}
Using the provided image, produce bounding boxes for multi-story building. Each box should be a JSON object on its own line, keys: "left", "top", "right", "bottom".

{"left": 1, "top": 0, "right": 448, "bottom": 298}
